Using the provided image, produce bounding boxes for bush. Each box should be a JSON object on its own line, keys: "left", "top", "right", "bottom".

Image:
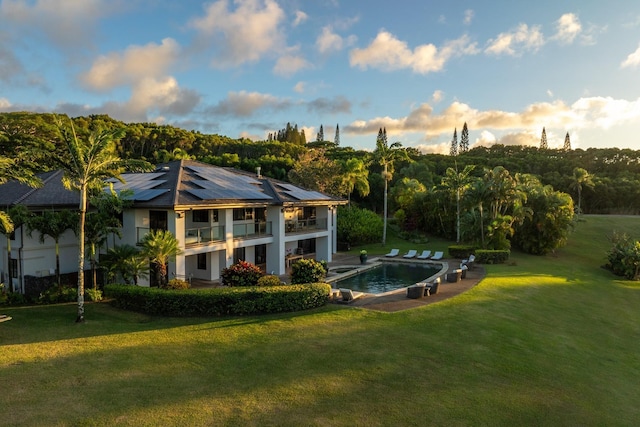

{"left": 221, "top": 260, "right": 263, "bottom": 287}
{"left": 336, "top": 206, "right": 383, "bottom": 246}
{"left": 257, "top": 275, "right": 283, "bottom": 287}
{"left": 475, "top": 250, "right": 510, "bottom": 264}
{"left": 448, "top": 245, "right": 475, "bottom": 259}
{"left": 605, "top": 232, "right": 640, "bottom": 280}
{"left": 0, "top": 291, "right": 27, "bottom": 306}
{"left": 291, "top": 258, "right": 326, "bottom": 284}
{"left": 165, "top": 278, "right": 190, "bottom": 290}
{"left": 86, "top": 289, "right": 103, "bottom": 302}
{"left": 104, "top": 283, "right": 331, "bottom": 317}
{"left": 38, "top": 286, "right": 76, "bottom": 304}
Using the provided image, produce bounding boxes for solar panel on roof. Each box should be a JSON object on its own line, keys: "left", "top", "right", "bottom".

{"left": 115, "top": 188, "right": 168, "bottom": 201}
{"left": 107, "top": 173, "right": 166, "bottom": 190}
{"left": 187, "top": 188, "right": 272, "bottom": 201}
{"left": 187, "top": 166, "right": 261, "bottom": 185}
{"left": 276, "top": 183, "right": 331, "bottom": 200}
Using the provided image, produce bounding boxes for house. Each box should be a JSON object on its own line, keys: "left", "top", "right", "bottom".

{"left": 0, "top": 160, "right": 346, "bottom": 293}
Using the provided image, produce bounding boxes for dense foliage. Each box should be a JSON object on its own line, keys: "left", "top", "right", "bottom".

{"left": 605, "top": 232, "right": 640, "bottom": 280}
{"left": 290, "top": 258, "right": 327, "bottom": 284}
{"left": 336, "top": 205, "right": 384, "bottom": 246}
{"left": 104, "top": 283, "right": 331, "bottom": 316}
{"left": 221, "top": 260, "right": 264, "bottom": 287}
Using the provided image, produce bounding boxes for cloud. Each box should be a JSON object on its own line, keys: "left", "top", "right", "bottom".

{"left": 293, "top": 82, "right": 306, "bottom": 93}
{"left": 81, "top": 38, "right": 181, "bottom": 91}
{"left": 189, "top": 0, "right": 286, "bottom": 68}
{"left": 553, "top": 13, "right": 581, "bottom": 44}
{"left": 485, "top": 23, "right": 544, "bottom": 56}
{"left": 273, "top": 51, "right": 312, "bottom": 77}
{"left": 207, "top": 91, "right": 292, "bottom": 117}
{"left": 463, "top": 9, "right": 474, "bottom": 25}
{"left": 349, "top": 31, "right": 478, "bottom": 74}
{"left": 293, "top": 10, "right": 307, "bottom": 27}
{"left": 316, "top": 25, "right": 357, "bottom": 54}
{"left": 306, "top": 96, "right": 351, "bottom": 114}
{"left": 431, "top": 90, "right": 444, "bottom": 103}
{"left": 621, "top": 43, "right": 640, "bottom": 69}
{"left": 0, "top": 0, "right": 122, "bottom": 49}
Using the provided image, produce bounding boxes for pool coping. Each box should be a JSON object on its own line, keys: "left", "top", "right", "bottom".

{"left": 326, "top": 257, "right": 449, "bottom": 298}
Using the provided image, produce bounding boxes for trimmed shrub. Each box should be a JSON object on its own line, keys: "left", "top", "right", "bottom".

{"left": 104, "top": 283, "right": 331, "bottom": 317}
{"left": 291, "top": 258, "right": 326, "bottom": 284}
{"left": 337, "top": 206, "right": 384, "bottom": 246}
{"left": 605, "top": 232, "right": 640, "bottom": 280}
{"left": 221, "top": 260, "right": 263, "bottom": 287}
{"left": 86, "top": 289, "right": 103, "bottom": 302}
{"left": 38, "top": 286, "right": 76, "bottom": 304}
{"left": 257, "top": 275, "right": 283, "bottom": 287}
{"left": 475, "top": 250, "right": 510, "bottom": 264}
{"left": 448, "top": 245, "right": 475, "bottom": 259}
{"left": 165, "top": 278, "right": 190, "bottom": 290}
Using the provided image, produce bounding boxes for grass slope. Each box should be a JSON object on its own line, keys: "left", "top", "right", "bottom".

{"left": 1, "top": 215, "right": 639, "bottom": 426}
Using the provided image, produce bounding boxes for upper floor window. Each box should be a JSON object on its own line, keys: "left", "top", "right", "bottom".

{"left": 192, "top": 210, "right": 209, "bottom": 223}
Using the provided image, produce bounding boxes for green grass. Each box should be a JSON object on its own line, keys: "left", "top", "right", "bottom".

{"left": 2, "top": 215, "right": 640, "bottom": 426}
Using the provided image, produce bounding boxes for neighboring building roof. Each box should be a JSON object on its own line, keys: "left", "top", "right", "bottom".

{"left": 0, "top": 160, "right": 345, "bottom": 210}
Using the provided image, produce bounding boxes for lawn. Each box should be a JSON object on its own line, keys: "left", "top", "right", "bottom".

{"left": 1, "top": 215, "right": 640, "bottom": 426}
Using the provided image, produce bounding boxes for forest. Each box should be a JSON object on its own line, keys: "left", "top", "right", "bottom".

{"left": 1, "top": 112, "right": 639, "bottom": 255}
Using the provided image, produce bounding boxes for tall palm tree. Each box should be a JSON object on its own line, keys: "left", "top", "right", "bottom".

{"left": 27, "top": 209, "right": 77, "bottom": 287}
{"left": 341, "top": 158, "right": 370, "bottom": 206}
{"left": 140, "top": 229, "right": 182, "bottom": 288}
{"left": 55, "top": 117, "right": 151, "bottom": 322}
{"left": 570, "top": 167, "right": 594, "bottom": 214}
{"left": 442, "top": 164, "right": 475, "bottom": 243}
{"left": 373, "top": 136, "right": 408, "bottom": 245}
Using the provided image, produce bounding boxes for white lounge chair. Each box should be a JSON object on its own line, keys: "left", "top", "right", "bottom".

{"left": 403, "top": 249, "right": 417, "bottom": 258}
{"left": 385, "top": 248, "right": 400, "bottom": 257}
{"left": 431, "top": 251, "right": 444, "bottom": 260}
{"left": 417, "top": 250, "right": 432, "bottom": 259}
{"left": 339, "top": 288, "right": 364, "bottom": 303}
{"left": 462, "top": 254, "right": 475, "bottom": 269}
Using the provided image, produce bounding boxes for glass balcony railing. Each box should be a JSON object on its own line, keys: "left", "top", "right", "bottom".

{"left": 137, "top": 227, "right": 150, "bottom": 243}
{"left": 233, "top": 221, "right": 272, "bottom": 239}
{"left": 185, "top": 225, "right": 225, "bottom": 245}
{"left": 285, "top": 218, "right": 327, "bottom": 234}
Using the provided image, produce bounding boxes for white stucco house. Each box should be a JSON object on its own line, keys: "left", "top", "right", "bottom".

{"left": 0, "top": 159, "right": 346, "bottom": 294}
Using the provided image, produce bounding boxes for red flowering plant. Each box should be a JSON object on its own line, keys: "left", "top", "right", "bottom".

{"left": 221, "top": 260, "right": 264, "bottom": 287}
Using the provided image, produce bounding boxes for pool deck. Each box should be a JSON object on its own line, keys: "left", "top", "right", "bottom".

{"left": 328, "top": 253, "right": 484, "bottom": 312}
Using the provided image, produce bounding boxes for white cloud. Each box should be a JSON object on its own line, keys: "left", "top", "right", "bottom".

{"left": 189, "top": 0, "right": 286, "bottom": 67}
{"left": 0, "top": 97, "right": 11, "bottom": 109}
{"left": 350, "top": 32, "right": 478, "bottom": 74}
{"left": 553, "top": 13, "right": 581, "bottom": 44}
{"left": 431, "top": 90, "right": 444, "bottom": 103}
{"left": 463, "top": 9, "right": 474, "bottom": 25}
{"left": 81, "top": 38, "right": 181, "bottom": 91}
{"left": 621, "top": 43, "right": 640, "bottom": 69}
{"left": 293, "top": 10, "right": 307, "bottom": 27}
{"left": 273, "top": 53, "right": 312, "bottom": 77}
{"left": 208, "top": 91, "right": 292, "bottom": 117}
{"left": 316, "top": 26, "right": 344, "bottom": 54}
{"left": 293, "top": 82, "right": 306, "bottom": 93}
{"left": 485, "top": 23, "right": 544, "bottom": 56}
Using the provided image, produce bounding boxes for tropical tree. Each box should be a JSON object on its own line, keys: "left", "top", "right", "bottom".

{"left": 563, "top": 132, "right": 571, "bottom": 150}
{"left": 569, "top": 167, "right": 594, "bottom": 214}
{"left": 1, "top": 205, "right": 32, "bottom": 291}
{"left": 540, "top": 127, "right": 548, "bottom": 149}
{"left": 27, "top": 209, "right": 77, "bottom": 286}
{"left": 441, "top": 164, "right": 475, "bottom": 243}
{"left": 449, "top": 128, "right": 458, "bottom": 156}
{"left": 140, "top": 229, "right": 183, "bottom": 288}
{"left": 341, "top": 158, "right": 370, "bottom": 206}
{"left": 459, "top": 122, "right": 470, "bottom": 153}
{"left": 288, "top": 148, "right": 344, "bottom": 196}
{"left": 101, "top": 244, "right": 148, "bottom": 285}
{"left": 54, "top": 117, "right": 152, "bottom": 322}
{"left": 334, "top": 123, "right": 340, "bottom": 146}
{"left": 373, "top": 130, "right": 408, "bottom": 245}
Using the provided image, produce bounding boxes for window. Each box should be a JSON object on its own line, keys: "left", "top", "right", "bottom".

{"left": 197, "top": 253, "right": 207, "bottom": 270}
{"left": 10, "top": 259, "right": 17, "bottom": 278}
{"left": 233, "top": 208, "right": 254, "bottom": 221}
{"left": 255, "top": 244, "right": 266, "bottom": 265}
{"left": 212, "top": 209, "right": 219, "bottom": 222}
{"left": 298, "top": 238, "right": 316, "bottom": 254}
{"left": 192, "top": 210, "right": 209, "bottom": 223}
{"left": 233, "top": 247, "right": 246, "bottom": 264}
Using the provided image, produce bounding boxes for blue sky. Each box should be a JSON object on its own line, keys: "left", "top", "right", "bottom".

{"left": 2, "top": 0, "right": 640, "bottom": 153}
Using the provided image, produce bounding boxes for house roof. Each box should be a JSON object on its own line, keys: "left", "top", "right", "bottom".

{"left": 0, "top": 160, "right": 345, "bottom": 210}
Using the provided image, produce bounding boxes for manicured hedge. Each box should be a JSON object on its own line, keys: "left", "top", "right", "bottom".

{"left": 475, "top": 250, "right": 510, "bottom": 264}
{"left": 104, "top": 283, "right": 331, "bottom": 317}
{"left": 448, "top": 245, "right": 476, "bottom": 259}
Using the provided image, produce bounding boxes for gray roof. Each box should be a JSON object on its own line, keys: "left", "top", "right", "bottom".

{"left": 0, "top": 160, "right": 345, "bottom": 210}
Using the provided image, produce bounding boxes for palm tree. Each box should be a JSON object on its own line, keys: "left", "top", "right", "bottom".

{"left": 570, "top": 167, "right": 594, "bottom": 214}
{"left": 140, "top": 229, "right": 182, "bottom": 288}
{"left": 27, "top": 209, "right": 77, "bottom": 287}
{"left": 373, "top": 133, "right": 408, "bottom": 245}
{"left": 341, "top": 158, "right": 370, "bottom": 206}
{"left": 101, "top": 244, "right": 148, "bottom": 286}
{"left": 442, "top": 164, "right": 475, "bottom": 243}
{"left": 54, "top": 117, "right": 151, "bottom": 322}
{"left": 1, "top": 205, "right": 32, "bottom": 291}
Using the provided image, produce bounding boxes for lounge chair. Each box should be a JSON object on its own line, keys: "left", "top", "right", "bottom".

{"left": 431, "top": 251, "right": 444, "bottom": 260}
{"left": 385, "top": 248, "right": 400, "bottom": 257}
{"left": 417, "top": 250, "right": 432, "bottom": 259}
{"left": 425, "top": 278, "right": 440, "bottom": 295}
{"left": 462, "top": 254, "right": 475, "bottom": 269}
{"left": 339, "top": 288, "right": 364, "bottom": 303}
{"left": 403, "top": 249, "right": 417, "bottom": 259}
{"left": 0, "top": 314, "right": 12, "bottom": 323}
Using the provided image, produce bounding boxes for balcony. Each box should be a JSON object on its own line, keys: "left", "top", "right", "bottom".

{"left": 185, "top": 225, "right": 225, "bottom": 245}
{"left": 137, "top": 227, "right": 150, "bottom": 243}
{"left": 233, "top": 221, "right": 272, "bottom": 239}
{"left": 285, "top": 217, "right": 327, "bottom": 234}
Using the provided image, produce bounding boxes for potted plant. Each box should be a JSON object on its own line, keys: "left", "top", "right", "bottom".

{"left": 359, "top": 250, "right": 368, "bottom": 264}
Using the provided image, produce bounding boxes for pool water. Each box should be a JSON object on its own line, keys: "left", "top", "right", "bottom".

{"left": 334, "top": 262, "right": 440, "bottom": 294}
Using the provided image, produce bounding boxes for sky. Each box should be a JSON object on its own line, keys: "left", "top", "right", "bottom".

{"left": 1, "top": 0, "right": 640, "bottom": 154}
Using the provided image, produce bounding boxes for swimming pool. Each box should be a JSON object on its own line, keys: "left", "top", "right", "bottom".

{"left": 331, "top": 262, "right": 442, "bottom": 294}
